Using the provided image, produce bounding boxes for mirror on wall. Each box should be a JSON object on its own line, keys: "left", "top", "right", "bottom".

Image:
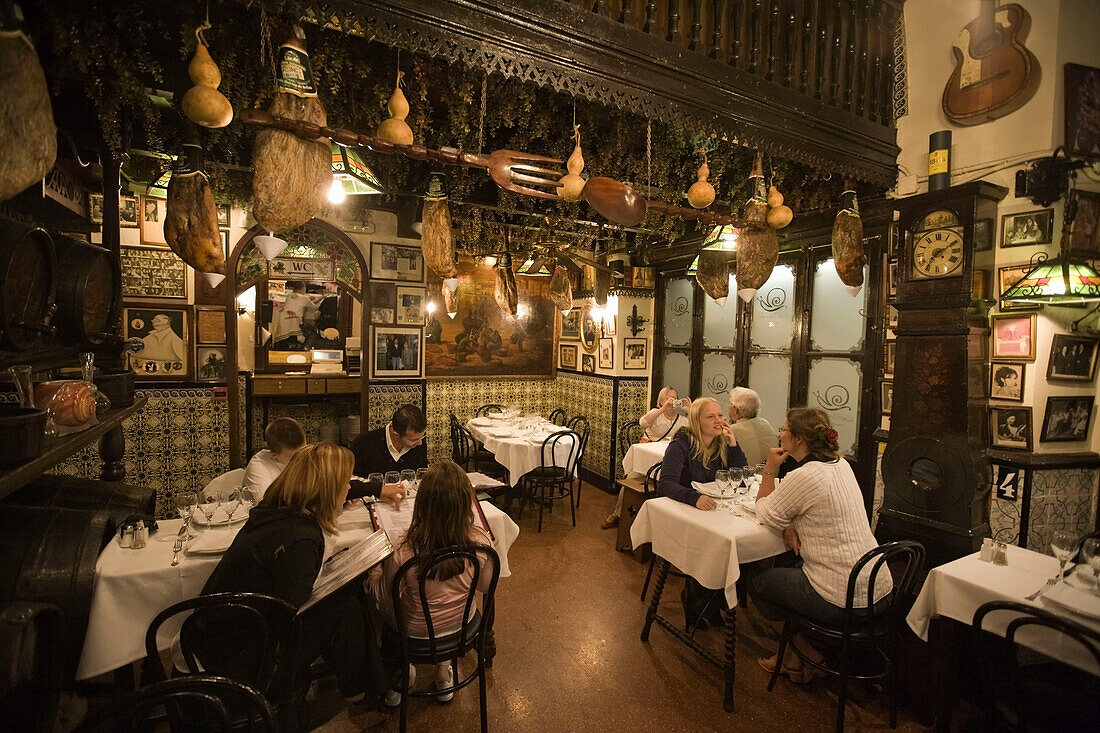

{"left": 264, "top": 278, "right": 358, "bottom": 369}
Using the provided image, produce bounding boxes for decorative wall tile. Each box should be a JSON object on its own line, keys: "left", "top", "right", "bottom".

{"left": 367, "top": 382, "right": 425, "bottom": 431}
{"left": 424, "top": 378, "right": 554, "bottom": 461}
{"left": 614, "top": 378, "right": 650, "bottom": 478}
{"left": 1025, "top": 468, "right": 1097, "bottom": 552}
{"left": 556, "top": 372, "right": 614, "bottom": 478}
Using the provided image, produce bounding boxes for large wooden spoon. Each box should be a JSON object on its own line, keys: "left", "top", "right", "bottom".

{"left": 582, "top": 177, "right": 647, "bottom": 226}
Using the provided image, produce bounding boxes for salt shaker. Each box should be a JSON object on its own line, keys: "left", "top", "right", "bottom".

{"left": 992, "top": 541, "right": 1008, "bottom": 566}
{"left": 119, "top": 526, "right": 134, "bottom": 548}
{"left": 132, "top": 520, "right": 148, "bottom": 549}
{"left": 980, "top": 537, "right": 994, "bottom": 562}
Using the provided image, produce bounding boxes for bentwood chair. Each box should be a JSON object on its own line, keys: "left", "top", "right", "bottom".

{"left": 143, "top": 593, "right": 305, "bottom": 731}
{"left": 548, "top": 408, "right": 568, "bottom": 426}
{"left": 972, "top": 601, "right": 1100, "bottom": 732}
{"left": 450, "top": 414, "right": 509, "bottom": 489}
{"left": 475, "top": 404, "right": 505, "bottom": 418}
{"left": 618, "top": 420, "right": 644, "bottom": 459}
{"left": 518, "top": 430, "right": 579, "bottom": 533}
{"left": 637, "top": 462, "right": 669, "bottom": 602}
{"left": 389, "top": 544, "right": 500, "bottom": 733}
{"left": 74, "top": 676, "right": 276, "bottom": 733}
{"left": 566, "top": 415, "right": 590, "bottom": 506}
{"left": 766, "top": 540, "right": 924, "bottom": 733}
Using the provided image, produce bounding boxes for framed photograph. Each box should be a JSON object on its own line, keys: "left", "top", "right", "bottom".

{"left": 220, "top": 229, "right": 230, "bottom": 256}
{"left": 1000, "top": 209, "right": 1054, "bottom": 247}
{"left": 990, "top": 406, "right": 1032, "bottom": 451}
{"left": 396, "top": 286, "right": 425, "bottom": 326}
{"left": 559, "top": 343, "right": 578, "bottom": 370}
{"left": 88, "top": 192, "right": 103, "bottom": 224}
{"left": 598, "top": 338, "right": 614, "bottom": 369}
{"left": 195, "top": 307, "right": 227, "bottom": 345}
{"left": 370, "top": 242, "right": 424, "bottom": 282}
{"left": 1046, "top": 334, "right": 1099, "bottom": 382}
{"left": 623, "top": 338, "right": 648, "bottom": 370}
{"left": 120, "top": 195, "right": 139, "bottom": 228}
{"left": 880, "top": 380, "right": 893, "bottom": 415}
{"left": 989, "top": 362, "right": 1025, "bottom": 402}
{"left": 370, "top": 326, "right": 422, "bottom": 378}
{"left": 120, "top": 245, "right": 188, "bottom": 299}
{"left": 603, "top": 314, "right": 617, "bottom": 336}
{"left": 885, "top": 340, "right": 896, "bottom": 375}
{"left": 1064, "top": 189, "right": 1100, "bottom": 259}
{"left": 561, "top": 310, "right": 580, "bottom": 339}
{"left": 123, "top": 304, "right": 191, "bottom": 379}
{"left": 581, "top": 353, "right": 595, "bottom": 374}
{"left": 973, "top": 217, "right": 994, "bottom": 251}
{"left": 1065, "top": 63, "right": 1100, "bottom": 159}
{"left": 971, "top": 269, "right": 989, "bottom": 301}
{"left": 885, "top": 257, "right": 898, "bottom": 299}
{"left": 580, "top": 303, "right": 600, "bottom": 353}
{"left": 216, "top": 203, "right": 231, "bottom": 228}
{"left": 195, "top": 345, "right": 228, "bottom": 382}
{"left": 138, "top": 196, "right": 165, "bottom": 243}
{"left": 1040, "top": 395, "right": 1095, "bottom": 443}
{"left": 886, "top": 305, "right": 898, "bottom": 328}
{"left": 997, "top": 264, "right": 1043, "bottom": 312}
{"left": 991, "top": 314, "right": 1036, "bottom": 360}
{"left": 369, "top": 281, "right": 397, "bottom": 325}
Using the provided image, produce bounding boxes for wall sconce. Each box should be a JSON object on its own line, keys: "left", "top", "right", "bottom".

{"left": 202, "top": 272, "right": 226, "bottom": 289}
{"left": 254, "top": 234, "right": 287, "bottom": 261}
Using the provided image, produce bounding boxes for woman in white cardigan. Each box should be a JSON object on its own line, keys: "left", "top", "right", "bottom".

{"left": 749, "top": 407, "right": 892, "bottom": 683}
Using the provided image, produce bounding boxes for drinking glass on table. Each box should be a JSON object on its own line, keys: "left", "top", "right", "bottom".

{"left": 729, "top": 467, "right": 745, "bottom": 497}
{"left": 198, "top": 490, "right": 220, "bottom": 524}
{"left": 714, "top": 469, "right": 731, "bottom": 499}
{"left": 385, "top": 471, "right": 400, "bottom": 487}
{"left": 1080, "top": 538, "right": 1100, "bottom": 593}
{"left": 1051, "top": 530, "right": 1078, "bottom": 581}
{"left": 223, "top": 488, "right": 242, "bottom": 522}
{"left": 400, "top": 469, "right": 416, "bottom": 496}
{"left": 367, "top": 472, "right": 384, "bottom": 496}
{"left": 416, "top": 467, "right": 428, "bottom": 489}
{"left": 175, "top": 492, "right": 198, "bottom": 539}
{"left": 239, "top": 487, "right": 256, "bottom": 515}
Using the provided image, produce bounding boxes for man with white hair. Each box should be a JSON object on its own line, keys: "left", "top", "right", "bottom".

{"left": 727, "top": 387, "right": 778, "bottom": 466}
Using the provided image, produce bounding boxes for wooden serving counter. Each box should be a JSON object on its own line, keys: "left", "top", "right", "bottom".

{"left": 250, "top": 374, "right": 362, "bottom": 396}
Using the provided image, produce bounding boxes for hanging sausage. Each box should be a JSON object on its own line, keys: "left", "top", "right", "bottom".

{"left": 735, "top": 152, "right": 779, "bottom": 302}
{"left": 831, "top": 183, "right": 867, "bottom": 295}
{"left": 164, "top": 143, "right": 226, "bottom": 275}
{"left": 494, "top": 252, "right": 518, "bottom": 316}
{"left": 251, "top": 26, "right": 329, "bottom": 234}
{"left": 696, "top": 249, "right": 730, "bottom": 305}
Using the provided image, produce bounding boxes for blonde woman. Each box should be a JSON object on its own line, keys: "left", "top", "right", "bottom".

{"left": 657, "top": 398, "right": 749, "bottom": 629}
{"left": 198, "top": 443, "right": 387, "bottom": 705}
{"left": 639, "top": 386, "right": 690, "bottom": 442}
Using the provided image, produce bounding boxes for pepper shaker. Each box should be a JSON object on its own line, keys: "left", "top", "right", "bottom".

{"left": 132, "top": 520, "right": 148, "bottom": 549}
{"left": 119, "top": 526, "right": 134, "bottom": 548}
{"left": 992, "top": 541, "right": 1008, "bottom": 566}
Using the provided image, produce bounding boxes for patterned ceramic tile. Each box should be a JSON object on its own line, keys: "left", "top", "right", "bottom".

{"left": 556, "top": 372, "right": 614, "bottom": 479}
{"left": 1025, "top": 468, "right": 1097, "bottom": 552}
{"left": 425, "top": 378, "right": 554, "bottom": 461}
{"left": 614, "top": 378, "right": 650, "bottom": 478}
{"left": 368, "top": 382, "right": 425, "bottom": 431}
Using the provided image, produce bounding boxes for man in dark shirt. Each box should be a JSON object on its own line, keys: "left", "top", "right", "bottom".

{"left": 348, "top": 404, "right": 428, "bottom": 505}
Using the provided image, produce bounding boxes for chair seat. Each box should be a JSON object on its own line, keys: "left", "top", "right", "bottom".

{"left": 526, "top": 467, "right": 572, "bottom": 483}
{"left": 405, "top": 612, "right": 482, "bottom": 663}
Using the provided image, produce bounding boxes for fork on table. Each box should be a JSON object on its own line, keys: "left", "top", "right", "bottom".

{"left": 171, "top": 538, "right": 184, "bottom": 567}
{"left": 1025, "top": 565, "right": 1076, "bottom": 601}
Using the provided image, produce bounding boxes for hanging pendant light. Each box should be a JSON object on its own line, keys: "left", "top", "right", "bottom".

{"left": 254, "top": 233, "right": 287, "bottom": 261}
{"left": 1000, "top": 253, "right": 1100, "bottom": 305}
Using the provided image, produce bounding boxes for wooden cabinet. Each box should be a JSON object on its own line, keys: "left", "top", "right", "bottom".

{"left": 250, "top": 375, "right": 361, "bottom": 396}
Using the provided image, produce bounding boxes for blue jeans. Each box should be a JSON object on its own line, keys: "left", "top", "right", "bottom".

{"left": 749, "top": 567, "right": 851, "bottom": 626}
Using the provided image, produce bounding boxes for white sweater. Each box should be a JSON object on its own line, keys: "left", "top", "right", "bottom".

{"left": 755, "top": 460, "right": 892, "bottom": 608}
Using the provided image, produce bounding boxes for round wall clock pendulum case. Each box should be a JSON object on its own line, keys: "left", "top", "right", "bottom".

{"left": 877, "top": 181, "right": 1007, "bottom": 568}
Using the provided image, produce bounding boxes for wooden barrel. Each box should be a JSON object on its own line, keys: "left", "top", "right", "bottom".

{"left": 0, "top": 219, "right": 57, "bottom": 351}
{"left": 0, "top": 506, "right": 112, "bottom": 684}
{"left": 0, "top": 602, "right": 62, "bottom": 733}
{"left": 2, "top": 475, "right": 156, "bottom": 542}
{"left": 53, "top": 235, "right": 121, "bottom": 349}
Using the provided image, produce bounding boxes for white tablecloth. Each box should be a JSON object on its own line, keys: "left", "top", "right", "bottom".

{"left": 630, "top": 497, "right": 785, "bottom": 606}
{"left": 621, "top": 441, "right": 669, "bottom": 477}
{"left": 77, "top": 501, "right": 519, "bottom": 681}
{"left": 907, "top": 545, "right": 1100, "bottom": 676}
{"left": 466, "top": 417, "right": 576, "bottom": 486}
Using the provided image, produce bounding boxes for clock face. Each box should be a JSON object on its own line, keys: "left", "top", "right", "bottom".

{"left": 911, "top": 227, "right": 964, "bottom": 279}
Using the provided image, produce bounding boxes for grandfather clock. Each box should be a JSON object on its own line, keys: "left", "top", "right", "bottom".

{"left": 877, "top": 181, "right": 1007, "bottom": 569}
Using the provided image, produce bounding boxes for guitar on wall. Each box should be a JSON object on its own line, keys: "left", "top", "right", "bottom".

{"left": 942, "top": 0, "right": 1040, "bottom": 126}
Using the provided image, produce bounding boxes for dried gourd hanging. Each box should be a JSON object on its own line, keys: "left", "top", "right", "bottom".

{"left": 686, "top": 151, "right": 716, "bottom": 209}
{"left": 831, "top": 182, "right": 867, "bottom": 296}
{"left": 766, "top": 183, "right": 794, "bottom": 230}
{"left": 558, "top": 125, "right": 586, "bottom": 203}
{"left": 0, "top": 5, "right": 56, "bottom": 202}
{"left": 181, "top": 23, "right": 233, "bottom": 128}
{"left": 376, "top": 70, "right": 413, "bottom": 145}
{"left": 735, "top": 152, "right": 779, "bottom": 303}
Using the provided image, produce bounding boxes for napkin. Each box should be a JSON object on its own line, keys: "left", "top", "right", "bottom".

{"left": 469, "top": 417, "right": 493, "bottom": 427}
{"left": 186, "top": 530, "right": 237, "bottom": 555}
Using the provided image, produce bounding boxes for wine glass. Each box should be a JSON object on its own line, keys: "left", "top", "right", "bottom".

{"left": 239, "top": 488, "right": 256, "bottom": 516}
{"left": 1051, "top": 530, "right": 1078, "bottom": 581}
{"left": 416, "top": 467, "right": 428, "bottom": 489}
{"left": 223, "top": 488, "right": 242, "bottom": 522}
{"left": 400, "top": 469, "right": 416, "bottom": 496}
{"left": 714, "top": 469, "right": 730, "bottom": 499}
{"left": 1080, "top": 538, "right": 1100, "bottom": 593}
{"left": 729, "top": 467, "right": 745, "bottom": 496}
{"left": 198, "top": 490, "right": 220, "bottom": 525}
{"left": 385, "top": 471, "right": 400, "bottom": 488}
{"left": 175, "top": 492, "right": 198, "bottom": 539}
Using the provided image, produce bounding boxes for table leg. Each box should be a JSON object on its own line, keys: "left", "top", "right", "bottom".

{"left": 640, "top": 558, "right": 670, "bottom": 642}
{"left": 482, "top": 602, "right": 496, "bottom": 668}
{"left": 721, "top": 606, "right": 736, "bottom": 713}
{"left": 99, "top": 423, "right": 126, "bottom": 481}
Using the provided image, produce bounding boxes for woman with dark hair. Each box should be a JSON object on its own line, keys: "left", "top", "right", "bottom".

{"left": 749, "top": 408, "right": 891, "bottom": 683}
{"left": 369, "top": 459, "right": 494, "bottom": 704}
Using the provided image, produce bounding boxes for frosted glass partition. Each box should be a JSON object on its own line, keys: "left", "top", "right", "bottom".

{"left": 806, "top": 357, "right": 862, "bottom": 456}
{"left": 661, "top": 351, "right": 692, "bottom": 401}
{"left": 701, "top": 352, "right": 736, "bottom": 404}
{"left": 810, "top": 258, "right": 868, "bottom": 352}
{"left": 663, "top": 278, "right": 694, "bottom": 347}
{"left": 703, "top": 273, "right": 737, "bottom": 348}
{"left": 748, "top": 353, "right": 791, "bottom": 431}
{"left": 750, "top": 264, "right": 795, "bottom": 351}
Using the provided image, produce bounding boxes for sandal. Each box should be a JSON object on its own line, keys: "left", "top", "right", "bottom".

{"left": 600, "top": 513, "right": 619, "bottom": 530}
{"left": 786, "top": 662, "right": 823, "bottom": 684}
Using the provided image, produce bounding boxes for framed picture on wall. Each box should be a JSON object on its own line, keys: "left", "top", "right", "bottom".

{"left": 195, "top": 307, "right": 227, "bottom": 345}
{"left": 88, "top": 192, "right": 103, "bottom": 224}
{"left": 997, "top": 264, "right": 1043, "bottom": 312}
{"left": 1065, "top": 63, "right": 1100, "bottom": 159}
{"left": 990, "top": 406, "right": 1032, "bottom": 451}
{"left": 216, "top": 203, "right": 231, "bottom": 228}
{"left": 561, "top": 310, "right": 580, "bottom": 339}
{"left": 123, "top": 304, "right": 191, "bottom": 379}
{"left": 598, "top": 338, "right": 614, "bottom": 369}
{"left": 370, "top": 242, "right": 424, "bottom": 282}
{"left": 120, "top": 195, "right": 139, "bottom": 228}
{"left": 120, "top": 245, "right": 188, "bottom": 299}
{"left": 1064, "top": 190, "right": 1100, "bottom": 258}
{"left": 369, "top": 281, "right": 397, "bottom": 325}
{"left": 880, "top": 381, "right": 893, "bottom": 415}
{"left": 1000, "top": 209, "right": 1053, "bottom": 247}
{"left": 559, "top": 344, "right": 577, "bottom": 370}
{"left": 990, "top": 314, "right": 1036, "bottom": 360}
{"left": 623, "top": 338, "right": 647, "bottom": 370}
{"left": 370, "top": 326, "right": 422, "bottom": 378}
{"left": 1039, "top": 395, "right": 1095, "bottom": 442}
{"left": 989, "top": 362, "right": 1025, "bottom": 402}
{"left": 884, "top": 340, "right": 896, "bottom": 375}
{"left": 195, "top": 345, "right": 228, "bottom": 382}
{"left": 581, "top": 353, "right": 595, "bottom": 374}
{"left": 395, "top": 286, "right": 425, "bottom": 326}
{"left": 138, "top": 196, "right": 166, "bottom": 243}
{"left": 1046, "top": 334, "right": 1099, "bottom": 382}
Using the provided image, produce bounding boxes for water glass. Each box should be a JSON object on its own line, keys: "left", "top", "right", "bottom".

{"left": 416, "top": 468, "right": 428, "bottom": 488}
{"left": 240, "top": 488, "right": 256, "bottom": 514}
{"left": 1080, "top": 538, "right": 1100, "bottom": 594}
{"left": 1051, "top": 530, "right": 1078, "bottom": 580}
{"left": 400, "top": 469, "right": 416, "bottom": 495}
{"left": 384, "top": 471, "right": 400, "bottom": 488}
{"left": 223, "top": 488, "right": 242, "bottom": 521}
{"left": 199, "top": 490, "right": 220, "bottom": 524}
{"left": 714, "top": 469, "right": 730, "bottom": 498}
{"left": 729, "top": 467, "right": 745, "bottom": 496}
{"left": 175, "top": 492, "right": 198, "bottom": 539}
{"left": 367, "top": 472, "right": 384, "bottom": 493}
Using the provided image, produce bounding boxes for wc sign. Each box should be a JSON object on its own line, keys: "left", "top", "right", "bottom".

{"left": 993, "top": 465, "right": 1022, "bottom": 502}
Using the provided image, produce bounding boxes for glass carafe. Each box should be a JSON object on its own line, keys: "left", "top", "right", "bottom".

{"left": 80, "top": 352, "right": 112, "bottom": 415}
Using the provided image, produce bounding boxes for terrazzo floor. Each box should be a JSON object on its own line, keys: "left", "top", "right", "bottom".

{"left": 309, "top": 484, "right": 936, "bottom": 732}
